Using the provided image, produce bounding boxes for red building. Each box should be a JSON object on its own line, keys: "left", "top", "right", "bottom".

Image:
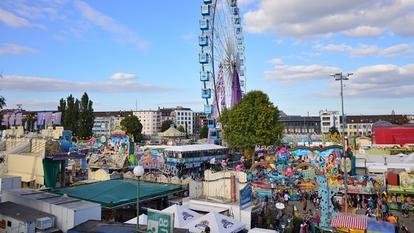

{"left": 373, "top": 123, "right": 414, "bottom": 145}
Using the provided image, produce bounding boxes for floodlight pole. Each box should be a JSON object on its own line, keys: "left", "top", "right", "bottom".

{"left": 136, "top": 177, "right": 140, "bottom": 233}
{"left": 331, "top": 72, "right": 353, "bottom": 213}
{"left": 134, "top": 165, "right": 144, "bottom": 233}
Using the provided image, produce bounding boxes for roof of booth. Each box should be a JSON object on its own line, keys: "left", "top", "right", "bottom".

{"left": 158, "top": 126, "right": 186, "bottom": 137}
{"left": 164, "top": 144, "right": 227, "bottom": 152}
{"left": 53, "top": 179, "right": 182, "bottom": 208}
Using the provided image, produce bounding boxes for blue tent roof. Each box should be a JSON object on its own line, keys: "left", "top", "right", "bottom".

{"left": 367, "top": 219, "right": 395, "bottom": 233}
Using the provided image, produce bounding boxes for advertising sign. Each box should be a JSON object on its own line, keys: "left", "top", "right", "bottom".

{"left": 147, "top": 208, "right": 174, "bottom": 233}
{"left": 240, "top": 184, "right": 252, "bottom": 209}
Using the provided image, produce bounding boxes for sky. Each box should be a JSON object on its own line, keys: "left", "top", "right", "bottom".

{"left": 0, "top": 0, "right": 413, "bottom": 116}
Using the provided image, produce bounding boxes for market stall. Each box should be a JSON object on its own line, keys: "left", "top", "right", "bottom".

{"left": 387, "top": 171, "right": 414, "bottom": 210}
{"left": 331, "top": 214, "right": 367, "bottom": 233}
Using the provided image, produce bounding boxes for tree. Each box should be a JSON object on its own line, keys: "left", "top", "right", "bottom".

{"left": 58, "top": 98, "right": 66, "bottom": 123}
{"left": 60, "top": 93, "right": 94, "bottom": 137}
{"left": 0, "top": 96, "right": 5, "bottom": 130}
{"left": 177, "top": 125, "right": 185, "bottom": 132}
{"left": 78, "top": 93, "right": 94, "bottom": 139}
{"left": 0, "top": 96, "right": 5, "bottom": 109}
{"left": 120, "top": 115, "right": 143, "bottom": 142}
{"left": 161, "top": 120, "right": 174, "bottom": 132}
{"left": 200, "top": 125, "right": 208, "bottom": 139}
{"left": 219, "top": 90, "right": 284, "bottom": 163}
{"left": 63, "top": 94, "right": 77, "bottom": 132}
{"left": 22, "top": 113, "right": 36, "bottom": 132}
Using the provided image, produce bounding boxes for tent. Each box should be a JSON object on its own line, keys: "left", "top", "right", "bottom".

{"left": 125, "top": 214, "right": 148, "bottom": 225}
{"left": 162, "top": 204, "right": 202, "bottom": 228}
{"left": 185, "top": 211, "right": 245, "bottom": 233}
{"left": 367, "top": 219, "right": 396, "bottom": 233}
{"left": 331, "top": 214, "right": 367, "bottom": 232}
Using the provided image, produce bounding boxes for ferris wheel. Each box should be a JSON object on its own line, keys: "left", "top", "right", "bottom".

{"left": 199, "top": 0, "right": 246, "bottom": 143}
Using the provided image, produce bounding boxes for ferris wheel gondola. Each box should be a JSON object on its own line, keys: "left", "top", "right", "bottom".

{"left": 199, "top": 0, "right": 246, "bottom": 144}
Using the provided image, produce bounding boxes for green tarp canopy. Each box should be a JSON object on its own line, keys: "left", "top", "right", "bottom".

{"left": 43, "top": 158, "right": 60, "bottom": 188}
{"left": 53, "top": 179, "right": 182, "bottom": 208}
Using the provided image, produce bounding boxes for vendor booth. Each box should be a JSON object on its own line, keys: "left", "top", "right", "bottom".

{"left": 331, "top": 215, "right": 367, "bottom": 233}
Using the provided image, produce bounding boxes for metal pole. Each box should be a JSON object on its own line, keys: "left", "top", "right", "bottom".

{"left": 331, "top": 72, "right": 353, "bottom": 213}
{"left": 136, "top": 177, "right": 140, "bottom": 233}
{"left": 340, "top": 74, "right": 349, "bottom": 213}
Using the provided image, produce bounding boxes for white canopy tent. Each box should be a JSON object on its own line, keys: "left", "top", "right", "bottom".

{"left": 162, "top": 204, "right": 202, "bottom": 228}
{"left": 185, "top": 211, "right": 245, "bottom": 233}
{"left": 124, "top": 214, "right": 147, "bottom": 225}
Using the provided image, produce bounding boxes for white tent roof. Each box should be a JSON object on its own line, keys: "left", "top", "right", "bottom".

{"left": 158, "top": 126, "right": 186, "bottom": 137}
{"left": 185, "top": 211, "right": 245, "bottom": 233}
{"left": 162, "top": 204, "right": 202, "bottom": 228}
{"left": 249, "top": 228, "right": 277, "bottom": 233}
{"left": 125, "top": 214, "right": 147, "bottom": 225}
{"left": 164, "top": 144, "right": 227, "bottom": 153}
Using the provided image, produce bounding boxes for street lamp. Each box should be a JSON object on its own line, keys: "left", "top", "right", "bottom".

{"left": 133, "top": 165, "right": 144, "bottom": 233}
{"left": 330, "top": 72, "right": 353, "bottom": 213}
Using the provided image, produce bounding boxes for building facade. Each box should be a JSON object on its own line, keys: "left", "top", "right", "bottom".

{"left": 192, "top": 112, "right": 207, "bottom": 137}
{"left": 346, "top": 115, "right": 409, "bottom": 137}
{"left": 92, "top": 111, "right": 132, "bottom": 136}
{"left": 132, "top": 106, "right": 195, "bottom": 136}
{"left": 280, "top": 115, "right": 321, "bottom": 134}
{"left": 319, "top": 110, "right": 341, "bottom": 134}
{"left": 133, "top": 110, "right": 161, "bottom": 136}
{"left": 172, "top": 107, "right": 194, "bottom": 135}
{"left": 373, "top": 123, "right": 414, "bottom": 145}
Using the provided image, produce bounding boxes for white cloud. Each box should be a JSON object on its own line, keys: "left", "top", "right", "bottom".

{"left": 0, "top": 8, "right": 32, "bottom": 28}
{"left": 334, "top": 64, "right": 414, "bottom": 98}
{"left": 74, "top": 0, "right": 148, "bottom": 49}
{"left": 343, "top": 26, "right": 384, "bottom": 38}
{"left": 110, "top": 72, "right": 137, "bottom": 81}
{"left": 265, "top": 59, "right": 339, "bottom": 82}
{"left": 243, "top": 0, "right": 414, "bottom": 37}
{"left": 265, "top": 59, "right": 414, "bottom": 98}
{"left": 6, "top": 99, "right": 58, "bottom": 110}
{"left": 0, "top": 43, "right": 36, "bottom": 55}
{"left": 315, "top": 43, "right": 412, "bottom": 57}
{"left": 1, "top": 73, "right": 172, "bottom": 93}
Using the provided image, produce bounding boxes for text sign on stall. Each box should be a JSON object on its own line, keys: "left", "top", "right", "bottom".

{"left": 240, "top": 184, "right": 252, "bottom": 209}
{"left": 147, "top": 208, "right": 174, "bottom": 233}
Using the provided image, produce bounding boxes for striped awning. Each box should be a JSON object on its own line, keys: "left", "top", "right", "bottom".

{"left": 331, "top": 215, "right": 368, "bottom": 230}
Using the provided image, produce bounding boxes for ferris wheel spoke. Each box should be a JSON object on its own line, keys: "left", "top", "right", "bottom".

{"left": 199, "top": 0, "right": 245, "bottom": 134}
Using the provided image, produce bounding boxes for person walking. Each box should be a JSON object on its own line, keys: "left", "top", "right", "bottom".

{"left": 302, "top": 196, "right": 308, "bottom": 211}
{"left": 284, "top": 192, "right": 290, "bottom": 206}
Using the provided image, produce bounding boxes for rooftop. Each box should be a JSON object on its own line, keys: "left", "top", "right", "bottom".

{"left": 68, "top": 220, "right": 189, "bottom": 233}
{"left": 0, "top": 201, "right": 54, "bottom": 222}
{"left": 53, "top": 179, "right": 182, "bottom": 208}
{"left": 5, "top": 188, "right": 100, "bottom": 210}
{"left": 93, "top": 111, "right": 132, "bottom": 118}
{"left": 164, "top": 144, "right": 227, "bottom": 152}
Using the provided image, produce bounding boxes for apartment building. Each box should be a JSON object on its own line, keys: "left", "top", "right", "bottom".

{"left": 172, "top": 107, "right": 194, "bottom": 135}
{"left": 92, "top": 111, "right": 132, "bottom": 136}
{"left": 133, "top": 110, "right": 161, "bottom": 136}
{"left": 319, "top": 110, "right": 341, "bottom": 134}
{"left": 280, "top": 115, "right": 321, "bottom": 134}
{"left": 346, "top": 114, "right": 409, "bottom": 137}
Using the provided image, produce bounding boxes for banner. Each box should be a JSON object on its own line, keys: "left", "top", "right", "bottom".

{"left": 240, "top": 184, "right": 252, "bottom": 209}
{"left": 147, "top": 208, "right": 174, "bottom": 233}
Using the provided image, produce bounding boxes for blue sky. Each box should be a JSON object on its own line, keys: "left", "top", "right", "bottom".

{"left": 1, "top": 0, "right": 413, "bottom": 116}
